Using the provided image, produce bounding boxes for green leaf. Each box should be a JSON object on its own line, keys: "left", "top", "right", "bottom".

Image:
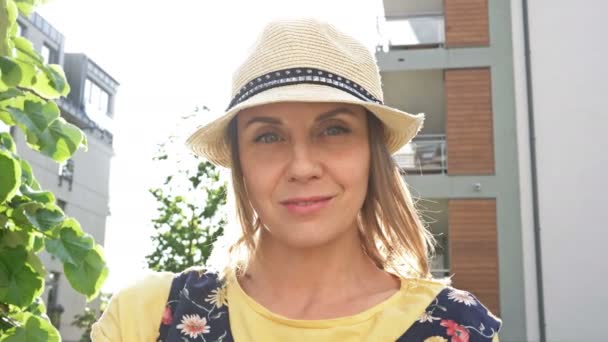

{"left": 0, "top": 312, "right": 60, "bottom": 342}
{"left": 13, "top": 0, "right": 41, "bottom": 18}
{"left": 19, "top": 184, "right": 55, "bottom": 204}
{"left": 8, "top": 100, "right": 59, "bottom": 134}
{"left": 13, "top": 202, "right": 64, "bottom": 232}
{"left": 0, "top": 0, "right": 18, "bottom": 56}
{"left": 0, "top": 132, "right": 16, "bottom": 152}
{"left": 19, "top": 158, "right": 35, "bottom": 188}
{"left": 12, "top": 36, "right": 43, "bottom": 66}
{"left": 0, "top": 228, "right": 33, "bottom": 248}
{"left": 45, "top": 218, "right": 93, "bottom": 266}
{"left": 7, "top": 101, "right": 85, "bottom": 162}
{"left": 0, "top": 89, "right": 23, "bottom": 102}
{"left": 0, "top": 57, "right": 22, "bottom": 87}
{"left": 38, "top": 118, "right": 85, "bottom": 162}
{"left": 0, "top": 149, "right": 21, "bottom": 203}
{"left": 0, "top": 108, "right": 16, "bottom": 125}
{"left": 11, "top": 58, "right": 36, "bottom": 88}
{"left": 0, "top": 246, "right": 44, "bottom": 307}
{"left": 26, "top": 251, "right": 45, "bottom": 277}
{"left": 31, "top": 234, "right": 44, "bottom": 252}
{"left": 33, "top": 64, "right": 69, "bottom": 99}
{"left": 25, "top": 296, "right": 47, "bottom": 316}
{"left": 65, "top": 245, "right": 108, "bottom": 300}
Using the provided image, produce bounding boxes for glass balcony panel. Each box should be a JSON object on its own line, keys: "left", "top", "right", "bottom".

{"left": 383, "top": 15, "right": 445, "bottom": 48}
{"left": 394, "top": 134, "right": 447, "bottom": 174}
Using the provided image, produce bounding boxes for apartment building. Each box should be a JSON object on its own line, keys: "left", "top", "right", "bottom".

{"left": 10, "top": 12, "right": 119, "bottom": 341}
{"left": 378, "top": 1, "right": 607, "bottom": 341}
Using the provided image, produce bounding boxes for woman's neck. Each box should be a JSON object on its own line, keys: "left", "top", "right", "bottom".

{"left": 237, "top": 227, "right": 400, "bottom": 319}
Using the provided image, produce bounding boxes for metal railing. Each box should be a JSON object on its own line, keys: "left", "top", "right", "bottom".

{"left": 431, "top": 268, "right": 451, "bottom": 278}
{"left": 393, "top": 134, "right": 447, "bottom": 174}
{"left": 379, "top": 15, "right": 445, "bottom": 49}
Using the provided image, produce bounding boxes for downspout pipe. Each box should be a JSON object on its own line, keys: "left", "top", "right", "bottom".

{"left": 521, "top": 0, "right": 547, "bottom": 341}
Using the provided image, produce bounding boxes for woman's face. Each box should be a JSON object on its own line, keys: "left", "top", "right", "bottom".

{"left": 237, "top": 102, "right": 370, "bottom": 249}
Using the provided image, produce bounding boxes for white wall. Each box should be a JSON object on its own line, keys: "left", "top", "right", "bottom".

{"left": 524, "top": 1, "right": 608, "bottom": 340}
{"left": 510, "top": 0, "right": 541, "bottom": 340}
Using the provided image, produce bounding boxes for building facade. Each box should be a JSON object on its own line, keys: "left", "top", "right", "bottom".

{"left": 379, "top": 1, "right": 607, "bottom": 341}
{"left": 10, "top": 12, "right": 118, "bottom": 341}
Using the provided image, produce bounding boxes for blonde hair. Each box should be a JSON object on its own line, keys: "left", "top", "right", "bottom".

{"left": 222, "top": 111, "right": 436, "bottom": 279}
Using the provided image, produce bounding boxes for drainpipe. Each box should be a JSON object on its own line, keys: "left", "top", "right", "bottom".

{"left": 521, "top": 0, "right": 546, "bottom": 341}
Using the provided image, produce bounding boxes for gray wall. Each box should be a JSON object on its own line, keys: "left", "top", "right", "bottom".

{"left": 383, "top": 0, "right": 443, "bottom": 16}
{"left": 516, "top": 0, "right": 608, "bottom": 340}
{"left": 381, "top": 70, "right": 445, "bottom": 134}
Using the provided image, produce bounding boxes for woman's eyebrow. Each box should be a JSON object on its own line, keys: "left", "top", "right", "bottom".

{"left": 244, "top": 116, "right": 282, "bottom": 128}
{"left": 315, "top": 107, "right": 356, "bottom": 122}
{"left": 244, "top": 107, "right": 356, "bottom": 128}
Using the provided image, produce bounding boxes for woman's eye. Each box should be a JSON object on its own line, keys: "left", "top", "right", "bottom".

{"left": 255, "top": 132, "right": 282, "bottom": 143}
{"left": 323, "top": 126, "right": 350, "bottom": 136}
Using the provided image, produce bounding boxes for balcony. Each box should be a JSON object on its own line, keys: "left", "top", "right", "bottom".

{"left": 380, "top": 15, "right": 445, "bottom": 50}
{"left": 394, "top": 134, "right": 447, "bottom": 175}
{"left": 57, "top": 97, "right": 113, "bottom": 145}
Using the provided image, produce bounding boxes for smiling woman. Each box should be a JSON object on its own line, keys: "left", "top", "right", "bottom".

{"left": 91, "top": 18, "right": 502, "bottom": 342}
{"left": 235, "top": 103, "right": 371, "bottom": 251}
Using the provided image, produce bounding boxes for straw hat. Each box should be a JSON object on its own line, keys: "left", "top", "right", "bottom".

{"left": 187, "top": 18, "right": 424, "bottom": 167}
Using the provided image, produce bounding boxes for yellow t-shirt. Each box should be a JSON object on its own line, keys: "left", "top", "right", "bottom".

{"left": 229, "top": 276, "right": 444, "bottom": 341}
{"left": 91, "top": 272, "right": 174, "bottom": 341}
{"left": 91, "top": 271, "right": 500, "bottom": 341}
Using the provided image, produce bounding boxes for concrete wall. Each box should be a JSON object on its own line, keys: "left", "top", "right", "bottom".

{"left": 383, "top": 0, "right": 443, "bottom": 16}
{"left": 519, "top": 0, "right": 608, "bottom": 340}
{"left": 381, "top": 70, "right": 445, "bottom": 134}
{"left": 509, "top": 0, "right": 541, "bottom": 340}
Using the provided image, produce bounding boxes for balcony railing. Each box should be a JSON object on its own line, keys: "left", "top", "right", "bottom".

{"left": 56, "top": 97, "right": 114, "bottom": 145}
{"left": 394, "top": 134, "right": 447, "bottom": 174}
{"left": 379, "top": 15, "right": 445, "bottom": 49}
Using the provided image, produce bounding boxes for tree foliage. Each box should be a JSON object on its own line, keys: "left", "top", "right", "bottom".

{"left": 1, "top": 1, "right": 108, "bottom": 340}
{"left": 145, "top": 137, "right": 227, "bottom": 273}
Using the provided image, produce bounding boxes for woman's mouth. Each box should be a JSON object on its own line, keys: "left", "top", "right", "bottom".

{"left": 280, "top": 196, "right": 334, "bottom": 215}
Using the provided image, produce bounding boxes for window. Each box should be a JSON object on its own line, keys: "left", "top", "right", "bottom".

{"left": 16, "top": 22, "right": 25, "bottom": 37}
{"left": 46, "top": 271, "right": 64, "bottom": 329}
{"left": 84, "top": 79, "right": 110, "bottom": 116}
{"left": 40, "top": 43, "right": 57, "bottom": 64}
{"left": 58, "top": 159, "right": 74, "bottom": 191}
{"left": 56, "top": 199, "right": 67, "bottom": 211}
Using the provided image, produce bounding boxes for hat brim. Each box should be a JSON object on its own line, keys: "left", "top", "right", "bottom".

{"left": 186, "top": 83, "right": 425, "bottom": 168}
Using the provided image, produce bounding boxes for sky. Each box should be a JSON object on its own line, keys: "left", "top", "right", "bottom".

{"left": 37, "top": 0, "right": 385, "bottom": 292}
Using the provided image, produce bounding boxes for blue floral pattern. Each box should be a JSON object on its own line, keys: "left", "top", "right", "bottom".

{"left": 157, "top": 270, "right": 501, "bottom": 341}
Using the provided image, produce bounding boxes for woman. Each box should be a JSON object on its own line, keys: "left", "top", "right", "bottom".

{"left": 92, "top": 18, "right": 502, "bottom": 341}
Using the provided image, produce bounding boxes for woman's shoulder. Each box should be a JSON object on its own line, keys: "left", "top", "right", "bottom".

{"left": 399, "top": 279, "right": 502, "bottom": 341}
{"left": 91, "top": 271, "right": 176, "bottom": 341}
{"left": 118, "top": 271, "right": 176, "bottom": 295}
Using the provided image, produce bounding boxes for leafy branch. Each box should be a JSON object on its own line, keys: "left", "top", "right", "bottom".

{"left": 1, "top": 0, "right": 108, "bottom": 340}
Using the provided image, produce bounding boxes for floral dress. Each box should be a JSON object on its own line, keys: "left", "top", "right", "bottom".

{"left": 157, "top": 270, "right": 501, "bottom": 342}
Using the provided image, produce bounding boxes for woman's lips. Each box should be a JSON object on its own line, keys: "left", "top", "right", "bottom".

{"left": 280, "top": 196, "right": 334, "bottom": 215}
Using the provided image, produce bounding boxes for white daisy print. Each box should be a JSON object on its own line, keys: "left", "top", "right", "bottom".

{"left": 176, "top": 314, "right": 210, "bottom": 338}
{"left": 447, "top": 289, "right": 477, "bottom": 306}
{"left": 418, "top": 311, "right": 441, "bottom": 323}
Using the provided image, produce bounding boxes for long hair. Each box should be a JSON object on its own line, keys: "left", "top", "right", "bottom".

{"left": 222, "top": 110, "right": 436, "bottom": 279}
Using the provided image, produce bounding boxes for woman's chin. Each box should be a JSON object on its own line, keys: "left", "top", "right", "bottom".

{"left": 262, "top": 222, "right": 356, "bottom": 251}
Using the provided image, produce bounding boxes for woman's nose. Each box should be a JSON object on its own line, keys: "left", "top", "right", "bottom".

{"left": 285, "top": 141, "right": 323, "bottom": 183}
